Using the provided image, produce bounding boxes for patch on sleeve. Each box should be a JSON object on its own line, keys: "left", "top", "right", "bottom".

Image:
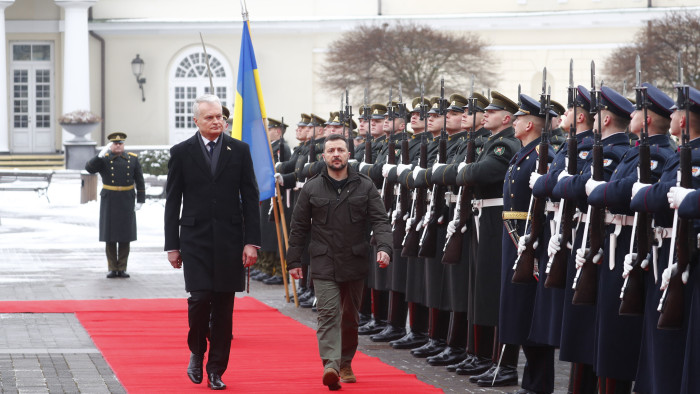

{"left": 603, "top": 158, "right": 613, "bottom": 167}
{"left": 579, "top": 150, "right": 589, "bottom": 159}
{"left": 693, "top": 166, "right": 700, "bottom": 177}
{"left": 494, "top": 146, "right": 505, "bottom": 156}
{"left": 476, "top": 147, "right": 483, "bottom": 155}
{"left": 650, "top": 160, "right": 658, "bottom": 170}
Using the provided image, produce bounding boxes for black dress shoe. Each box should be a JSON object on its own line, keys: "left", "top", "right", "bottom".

{"left": 262, "top": 276, "right": 284, "bottom": 285}
{"left": 456, "top": 355, "right": 492, "bottom": 375}
{"left": 186, "top": 353, "right": 203, "bottom": 384}
{"left": 298, "top": 290, "right": 313, "bottom": 303}
{"left": 370, "top": 325, "right": 406, "bottom": 342}
{"left": 252, "top": 272, "right": 270, "bottom": 281}
{"left": 358, "top": 313, "right": 372, "bottom": 327}
{"left": 207, "top": 373, "right": 226, "bottom": 390}
{"left": 427, "top": 346, "right": 467, "bottom": 366}
{"left": 476, "top": 365, "right": 518, "bottom": 387}
{"left": 390, "top": 331, "right": 429, "bottom": 349}
{"left": 410, "top": 338, "right": 446, "bottom": 358}
{"left": 358, "top": 319, "right": 386, "bottom": 336}
{"left": 106, "top": 271, "right": 118, "bottom": 278}
{"left": 117, "top": 271, "right": 130, "bottom": 278}
{"left": 250, "top": 269, "right": 261, "bottom": 276}
{"left": 300, "top": 297, "right": 316, "bottom": 308}
{"left": 447, "top": 354, "right": 475, "bottom": 372}
{"left": 469, "top": 364, "right": 496, "bottom": 383}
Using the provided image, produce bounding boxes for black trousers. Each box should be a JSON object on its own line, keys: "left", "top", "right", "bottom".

{"left": 522, "top": 345, "right": 555, "bottom": 393}
{"left": 187, "top": 291, "right": 235, "bottom": 375}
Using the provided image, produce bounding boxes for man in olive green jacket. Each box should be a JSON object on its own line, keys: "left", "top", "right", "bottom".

{"left": 287, "top": 134, "right": 392, "bottom": 391}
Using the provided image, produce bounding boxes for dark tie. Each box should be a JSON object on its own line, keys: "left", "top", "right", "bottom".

{"left": 207, "top": 141, "right": 215, "bottom": 157}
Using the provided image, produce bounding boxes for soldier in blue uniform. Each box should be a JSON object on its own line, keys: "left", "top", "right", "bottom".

{"left": 455, "top": 91, "right": 521, "bottom": 387}
{"left": 85, "top": 132, "right": 145, "bottom": 278}
{"left": 552, "top": 85, "right": 633, "bottom": 393}
{"left": 585, "top": 83, "right": 675, "bottom": 393}
{"left": 630, "top": 86, "right": 700, "bottom": 394}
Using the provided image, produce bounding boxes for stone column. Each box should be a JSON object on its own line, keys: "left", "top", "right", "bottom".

{"left": 0, "top": 1, "right": 16, "bottom": 153}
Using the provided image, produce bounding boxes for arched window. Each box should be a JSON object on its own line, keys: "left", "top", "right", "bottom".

{"left": 168, "top": 46, "right": 233, "bottom": 144}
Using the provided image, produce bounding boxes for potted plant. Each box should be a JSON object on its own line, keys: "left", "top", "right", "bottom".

{"left": 59, "top": 110, "right": 102, "bottom": 142}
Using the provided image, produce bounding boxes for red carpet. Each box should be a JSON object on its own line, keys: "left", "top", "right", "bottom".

{"left": 0, "top": 298, "right": 441, "bottom": 393}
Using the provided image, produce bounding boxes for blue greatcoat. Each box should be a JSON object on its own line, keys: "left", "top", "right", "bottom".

{"left": 630, "top": 137, "right": 700, "bottom": 394}
{"left": 551, "top": 131, "right": 630, "bottom": 365}
{"left": 587, "top": 134, "right": 674, "bottom": 380}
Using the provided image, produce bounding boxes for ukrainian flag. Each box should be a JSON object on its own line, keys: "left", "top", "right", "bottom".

{"left": 232, "top": 20, "right": 275, "bottom": 201}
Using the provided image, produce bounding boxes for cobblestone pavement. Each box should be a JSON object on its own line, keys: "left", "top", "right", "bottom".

{"left": 0, "top": 176, "right": 570, "bottom": 393}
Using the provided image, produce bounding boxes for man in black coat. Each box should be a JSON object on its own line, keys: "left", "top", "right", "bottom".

{"left": 85, "top": 132, "right": 145, "bottom": 279}
{"left": 164, "top": 94, "right": 261, "bottom": 390}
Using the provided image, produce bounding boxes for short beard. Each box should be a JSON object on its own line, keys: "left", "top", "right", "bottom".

{"left": 327, "top": 161, "right": 347, "bottom": 172}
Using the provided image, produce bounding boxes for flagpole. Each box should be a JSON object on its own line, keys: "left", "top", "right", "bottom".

{"left": 238, "top": 4, "right": 298, "bottom": 305}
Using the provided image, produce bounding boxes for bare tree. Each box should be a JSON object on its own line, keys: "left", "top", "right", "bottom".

{"left": 320, "top": 22, "right": 497, "bottom": 103}
{"left": 604, "top": 10, "right": 700, "bottom": 94}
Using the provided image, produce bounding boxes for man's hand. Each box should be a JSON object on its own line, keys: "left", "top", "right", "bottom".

{"left": 168, "top": 250, "right": 183, "bottom": 269}
{"left": 98, "top": 143, "right": 111, "bottom": 158}
{"left": 585, "top": 179, "right": 605, "bottom": 196}
{"left": 668, "top": 186, "right": 693, "bottom": 209}
{"left": 134, "top": 203, "right": 143, "bottom": 211}
{"left": 547, "top": 234, "right": 561, "bottom": 259}
{"left": 432, "top": 163, "right": 445, "bottom": 173}
{"left": 517, "top": 234, "right": 537, "bottom": 256}
{"left": 382, "top": 163, "right": 396, "bottom": 178}
{"left": 274, "top": 173, "right": 284, "bottom": 186}
{"left": 289, "top": 268, "right": 303, "bottom": 280}
{"left": 242, "top": 244, "right": 258, "bottom": 268}
{"left": 359, "top": 162, "right": 370, "bottom": 172}
{"left": 457, "top": 162, "right": 467, "bottom": 174}
{"left": 558, "top": 170, "right": 572, "bottom": 182}
{"left": 529, "top": 172, "right": 541, "bottom": 190}
{"left": 377, "top": 251, "right": 390, "bottom": 268}
{"left": 631, "top": 181, "right": 649, "bottom": 200}
{"left": 622, "top": 253, "right": 649, "bottom": 278}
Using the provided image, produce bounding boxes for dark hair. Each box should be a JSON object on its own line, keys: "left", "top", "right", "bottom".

{"left": 323, "top": 133, "right": 349, "bottom": 150}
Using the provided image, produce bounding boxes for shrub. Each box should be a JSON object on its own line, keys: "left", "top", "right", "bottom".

{"left": 139, "top": 149, "right": 170, "bottom": 176}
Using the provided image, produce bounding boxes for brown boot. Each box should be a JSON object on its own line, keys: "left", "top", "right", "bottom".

{"left": 340, "top": 365, "right": 356, "bottom": 383}
{"left": 322, "top": 367, "right": 341, "bottom": 391}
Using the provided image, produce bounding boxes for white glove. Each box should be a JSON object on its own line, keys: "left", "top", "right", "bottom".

{"left": 412, "top": 168, "right": 424, "bottom": 181}
{"left": 382, "top": 163, "right": 396, "bottom": 178}
{"left": 622, "top": 253, "right": 636, "bottom": 278}
{"left": 432, "top": 163, "right": 445, "bottom": 173}
{"left": 397, "top": 163, "right": 412, "bottom": 176}
{"left": 575, "top": 247, "right": 604, "bottom": 269}
{"left": 668, "top": 186, "right": 694, "bottom": 209}
{"left": 585, "top": 179, "right": 605, "bottom": 196}
{"left": 447, "top": 219, "right": 467, "bottom": 238}
{"left": 359, "top": 162, "right": 370, "bottom": 172}
{"left": 98, "top": 143, "right": 111, "bottom": 158}
{"left": 303, "top": 162, "right": 311, "bottom": 172}
{"left": 391, "top": 209, "right": 398, "bottom": 224}
{"left": 274, "top": 173, "right": 284, "bottom": 186}
{"left": 558, "top": 170, "right": 572, "bottom": 182}
{"left": 406, "top": 216, "right": 415, "bottom": 231}
{"left": 547, "top": 235, "right": 561, "bottom": 259}
{"left": 529, "top": 172, "right": 542, "bottom": 190}
{"left": 660, "top": 263, "right": 689, "bottom": 291}
{"left": 631, "top": 181, "right": 650, "bottom": 200}
{"left": 457, "top": 162, "right": 467, "bottom": 174}
{"left": 517, "top": 234, "right": 538, "bottom": 256}
{"left": 134, "top": 203, "right": 142, "bottom": 211}
{"left": 275, "top": 162, "right": 282, "bottom": 172}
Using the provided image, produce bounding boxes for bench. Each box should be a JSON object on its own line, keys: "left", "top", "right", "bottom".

{"left": 144, "top": 175, "right": 167, "bottom": 200}
{"left": 0, "top": 170, "right": 54, "bottom": 202}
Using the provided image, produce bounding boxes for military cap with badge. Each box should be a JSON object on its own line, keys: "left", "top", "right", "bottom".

{"left": 486, "top": 91, "right": 519, "bottom": 114}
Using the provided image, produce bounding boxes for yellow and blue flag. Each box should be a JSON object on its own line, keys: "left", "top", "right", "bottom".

{"left": 232, "top": 20, "right": 275, "bottom": 201}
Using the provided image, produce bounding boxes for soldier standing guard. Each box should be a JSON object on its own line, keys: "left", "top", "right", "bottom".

{"left": 85, "top": 132, "right": 145, "bottom": 278}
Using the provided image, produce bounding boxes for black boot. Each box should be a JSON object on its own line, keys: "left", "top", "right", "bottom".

{"left": 456, "top": 355, "right": 492, "bottom": 375}
{"left": 473, "top": 343, "right": 519, "bottom": 387}
{"left": 390, "top": 331, "right": 429, "bottom": 349}
{"left": 391, "top": 302, "right": 429, "bottom": 349}
{"left": 426, "top": 311, "right": 468, "bottom": 365}
{"left": 410, "top": 308, "right": 449, "bottom": 358}
{"left": 359, "top": 289, "right": 388, "bottom": 335}
{"left": 370, "top": 291, "right": 407, "bottom": 342}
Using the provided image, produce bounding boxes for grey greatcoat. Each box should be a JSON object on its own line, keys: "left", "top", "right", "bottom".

{"left": 164, "top": 132, "right": 261, "bottom": 293}
{"left": 85, "top": 151, "right": 145, "bottom": 243}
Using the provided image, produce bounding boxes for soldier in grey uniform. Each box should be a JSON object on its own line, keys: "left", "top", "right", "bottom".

{"left": 85, "top": 132, "right": 145, "bottom": 278}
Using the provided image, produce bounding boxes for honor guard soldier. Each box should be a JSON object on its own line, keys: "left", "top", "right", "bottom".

{"left": 630, "top": 86, "right": 700, "bottom": 394}
{"left": 552, "top": 85, "right": 634, "bottom": 393}
{"left": 586, "top": 83, "right": 675, "bottom": 392}
{"left": 505, "top": 93, "right": 557, "bottom": 393}
{"left": 454, "top": 91, "right": 521, "bottom": 386}
{"left": 85, "top": 132, "right": 145, "bottom": 278}
{"left": 549, "top": 99, "right": 566, "bottom": 151}
{"left": 256, "top": 118, "right": 291, "bottom": 285}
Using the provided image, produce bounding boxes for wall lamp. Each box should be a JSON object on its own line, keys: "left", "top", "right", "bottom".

{"left": 131, "top": 54, "right": 146, "bottom": 102}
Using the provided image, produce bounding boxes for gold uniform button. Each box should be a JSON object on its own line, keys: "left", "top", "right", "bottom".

{"left": 111, "top": 173, "right": 115, "bottom": 177}
{"left": 127, "top": 173, "right": 130, "bottom": 176}
{"left": 111, "top": 167, "right": 114, "bottom": 170}
{"left": 112, "top": 180, "right": 115, "bottom": 183}
{"left": 511, "top": 180, "right": 515, "bottom": 183}
{"left": 510, "top": 193, "right": 514, "bottom": 198}
{"left": 517, "top": 167, "right": 520, "bottom": 171}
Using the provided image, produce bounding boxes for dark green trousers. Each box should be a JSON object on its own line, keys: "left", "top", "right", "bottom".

{"left": 105, "top": 242, "right": 130, "bottom": 271}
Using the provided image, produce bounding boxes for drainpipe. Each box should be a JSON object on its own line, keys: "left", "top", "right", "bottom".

{"left": 88, "top": 8, "right": 105, "bottom": 144}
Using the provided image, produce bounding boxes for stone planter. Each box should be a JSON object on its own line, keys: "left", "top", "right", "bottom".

{"left": 60, "top": 122, "right": 99, "bottom": 142}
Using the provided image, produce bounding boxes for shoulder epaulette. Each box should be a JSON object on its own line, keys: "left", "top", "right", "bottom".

{"left": 128, "top": 152, "right": 138, "bottom": 157}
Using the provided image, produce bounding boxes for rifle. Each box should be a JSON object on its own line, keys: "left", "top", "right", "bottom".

{"left": 345, "top": 88, "right": 355, "bottom": 159}
{"left": 619, "top": 55, "right": 650, "bottom": 315}
{"left": 381, "top": 88, "right": 396, "bottom": 213}
{"left": 572, "top": 61, "right": 604, "bottom": 305}
{"left": 419, "top": 78, "right": 448, "bottom": 258}
{"left": 402, "top": 83, "right": 428, "bottom": 257}
{"left": 657, "top": 56, "right": 691, "bottom": 329}
{"left": 309, "top": 116, "right": 317, "bottom": 164}
{"left": 546, "top": 59, "right": 577, "bottom": 288}
{"left": 393, "top": 83, "right": 410, "bottom": 248}
{"left": 363, "top": 88, "right": 374, "bottom": 164}
{"left": 513, "top": 69, "right": 551, "bottom": 283}
{"left": 443, "top": 75, "right": 477, "bottom": 264}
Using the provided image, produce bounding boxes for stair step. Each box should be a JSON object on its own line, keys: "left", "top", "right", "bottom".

{"left": 0, "top": 154, "right": 65, "bottom": 170}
